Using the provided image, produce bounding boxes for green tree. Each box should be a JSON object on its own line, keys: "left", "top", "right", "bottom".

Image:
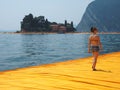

{"left": 65, "top": 20, "right": 67, "bottom": 27}
{"left": 71, "top": 21, "right": 73, "bottom": 28}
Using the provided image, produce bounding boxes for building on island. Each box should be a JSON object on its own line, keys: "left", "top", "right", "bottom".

{"left": 50, "top": 24, "right": 66, "bottom": 33}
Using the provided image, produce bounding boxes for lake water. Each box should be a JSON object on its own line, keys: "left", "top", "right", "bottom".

{"left": 0, "top": 33, "right": 120, "bottom": 71}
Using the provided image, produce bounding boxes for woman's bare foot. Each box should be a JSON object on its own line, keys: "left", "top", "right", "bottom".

{"left": 93, "top": 68, "right": 97, "bottom": 71}
{"left": 92, "top": 66, "right": 96, "bottom": 71}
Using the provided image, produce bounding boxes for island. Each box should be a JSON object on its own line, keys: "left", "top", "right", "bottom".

{"left": 19, "top": 14, "right": 76, "bottom": 33}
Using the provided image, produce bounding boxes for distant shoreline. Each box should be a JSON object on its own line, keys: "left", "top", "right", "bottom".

{"left": 0, "top": 32, "right": 120, "bottom": 34}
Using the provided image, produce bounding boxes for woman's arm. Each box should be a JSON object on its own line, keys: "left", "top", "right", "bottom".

{"left": 88, "top": 36, "right": 91, "bottom": 53}
{"left": 98, "top": 36, "right": 102, "bottom": 50}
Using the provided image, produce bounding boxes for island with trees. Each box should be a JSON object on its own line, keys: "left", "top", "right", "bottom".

{"left": 20, "top": 14, "right": 76, "bottom": 33}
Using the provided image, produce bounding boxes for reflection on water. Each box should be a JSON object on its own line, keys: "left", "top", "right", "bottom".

{"left": 0, "top": 34, "right": 120, "bottom": 71}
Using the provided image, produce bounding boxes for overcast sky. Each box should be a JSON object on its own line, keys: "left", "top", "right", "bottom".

{"left": 0, "top": 0, "right": 93, "bottom": 31}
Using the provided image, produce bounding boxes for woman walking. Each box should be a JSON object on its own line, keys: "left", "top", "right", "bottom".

{"left": 88, "top": 27, "right": 102, "bottom": 71}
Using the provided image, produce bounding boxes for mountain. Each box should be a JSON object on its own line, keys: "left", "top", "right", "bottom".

{"left": 76, "top": 0, "right": 120, "bottom": 32}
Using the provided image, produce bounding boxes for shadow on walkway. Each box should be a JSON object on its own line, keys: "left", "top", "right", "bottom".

{"left": 96, "top": 69, "right": 112, "bottom": 73}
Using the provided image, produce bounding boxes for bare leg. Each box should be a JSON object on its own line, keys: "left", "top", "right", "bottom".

{"left": 92, "top": 52, "right": 99, "bottom": 70}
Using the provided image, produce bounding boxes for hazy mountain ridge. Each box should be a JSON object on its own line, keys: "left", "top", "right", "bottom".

{"left": 76, "top": 0, "right": 120, "bottom": 32}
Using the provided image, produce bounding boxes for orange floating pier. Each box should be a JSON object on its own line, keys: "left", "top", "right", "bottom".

{"left": 0, "top": 52, "right": 120, "bottom": 90}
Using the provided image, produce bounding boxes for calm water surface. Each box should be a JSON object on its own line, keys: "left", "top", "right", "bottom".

{"left": 0, "top": 33, "right": 120, "bottom": 71}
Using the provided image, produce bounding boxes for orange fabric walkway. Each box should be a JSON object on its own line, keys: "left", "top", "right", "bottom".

{"left": 0, "top": 52, "right": 120, "bottom": 90}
